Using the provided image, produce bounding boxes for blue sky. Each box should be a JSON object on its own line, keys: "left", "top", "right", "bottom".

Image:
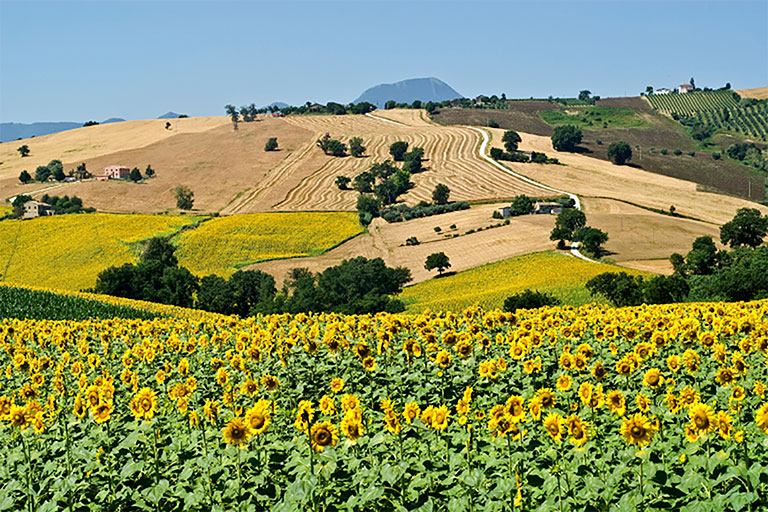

{"left": 1, "top": 0, "right": 766, "bottom": 122}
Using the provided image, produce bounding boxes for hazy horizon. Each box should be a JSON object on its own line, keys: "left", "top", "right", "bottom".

{"left": 1, "top": 0, "right": 766, "bottom": 123}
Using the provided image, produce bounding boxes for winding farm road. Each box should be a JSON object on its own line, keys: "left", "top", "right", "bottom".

{"left": 365, "top": 111, "right": 594, "bottom": 263}
{"left": 468, "top": 127, "right": 594, "bottom": 263}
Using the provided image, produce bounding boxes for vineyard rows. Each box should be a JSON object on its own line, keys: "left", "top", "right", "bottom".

{"left": 646, "top": 91, "right": 739, "bottom": 115}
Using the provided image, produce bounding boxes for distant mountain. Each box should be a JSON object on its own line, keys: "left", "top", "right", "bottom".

{"left": 0, "top": 118, "right": 125, "bottom": 142}
{"left": 353, "top": 77, "right": 463, "bottom": 108}
{"left": 263, "top": 102, "right": 289, "bottom": 110}
{"left": 157, "top": 112, "right": 181, "bottom": 119}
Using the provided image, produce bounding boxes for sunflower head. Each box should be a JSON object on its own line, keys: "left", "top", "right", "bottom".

{"left": 689, "top": 402, "right": 717, "bottom": 433}
{"left": 620, "top": 413, "right": 655, "bottom": 447}
{"left": 311, "top": 421, "right": 339, "bottom": 452}
{"left": 223, "top": 417, "right": 250, "bottom": 446}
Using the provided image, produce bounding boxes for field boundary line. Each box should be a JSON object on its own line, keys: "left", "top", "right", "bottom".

{"left": 468, "top": 126, "right": 595, "bottom": 263}
{"left": 365, "top": 112, "right": 408, "bottom": 126}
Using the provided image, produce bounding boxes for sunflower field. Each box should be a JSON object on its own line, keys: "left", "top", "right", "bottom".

{"left": 1, "top": 300, "right": 768, "bottom": 511}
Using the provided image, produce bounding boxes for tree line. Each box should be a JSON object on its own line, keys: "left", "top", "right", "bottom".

{"left": 92, "top": 237, "right": 412, "bottom": 315}
{"left": 587, "top": 208, "right": 768, "bottom": 306}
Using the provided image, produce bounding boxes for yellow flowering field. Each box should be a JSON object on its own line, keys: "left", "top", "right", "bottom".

{"left": 2, "top": 300, "right": 768, "bottom": 510}
{"left": 0, "top": 214, "right": 201, "bottom": 291}
{"left": 174, "top": 212, "right": 363, "bottom": 277}
{"left": 400, "top": 252, "right": 651, "bottom": 312}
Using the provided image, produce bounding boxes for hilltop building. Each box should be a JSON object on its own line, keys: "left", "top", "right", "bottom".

{"left": 97, "top": 165, "right": 130, "bottom": 180}
{"left": 533, "top": 202, "right": 564, "bottom": 215}
{"left": 678, "top": 83, "right": 694, "bottom": 94}
{"left": 654, "top": 88, "right": 672, "bottom": 95}
{"left": 22, "top": 200, "right": 54, "bottom": 219}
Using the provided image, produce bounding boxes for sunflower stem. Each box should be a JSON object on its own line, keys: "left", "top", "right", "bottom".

{"left": 20, "top": 433, "right": 34, "bottom": 512}
{"left": 236, "top": 446, "right": 243, "bottom": 504}
{"left": 200, "top": 425, "right": 215, "bottom": 508}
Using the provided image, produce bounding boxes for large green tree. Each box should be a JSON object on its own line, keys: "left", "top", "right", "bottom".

{"left": 502, "top": 130, "right": 522, "bottom": 152}
{"left": 550, "top": 208, "right": 587, "bottom": 246}
{"left": 425, "top": 252, "right": 451, "bottom": 275}
{"left": 174, "top": 185, "right": 194, "bottom": 210}
{"left": 551, "top": 125, "right": 583, "bottom": 152}
{"left": 432, "top": 183, "right": 451, "bottom": 205}
{"left": 389, "top": 141, "right": 409, "bottom": 161}
{"left": 606, "top": 141, "right": 632, "bottom": 165}
{"left": 720, "top": 208, "right": 768, "bottom": 248}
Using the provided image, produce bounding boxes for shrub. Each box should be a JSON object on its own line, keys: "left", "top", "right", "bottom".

{"left": 674, "top": 149, "right": 682, "bottom": 156}
{"left": 265, "top": 137, "right": 278, "bottom": 151}
{"left": 449, "top": 224, "right": 456, "bottom": 229}
{"left": 530, "top": 152, "right": 548, "bottom": 164}
{"left": 486, "top": 119, "right": 499, "bottom": 128}
{"left": 660, "top": 148, "right": 669, "bottom": 155}
{"left": 335, "top": 176, "right": 351, "bottom": 190}
{"left": 434, "top": 226, "right": 441, "bottom": 233}
{"left": 688, "top": 151, "right": 696, "bottom": 157}
{"left": 405, "top": 236, "right": 419, "bottom": 246}
{"left": 492, "top": 210, "right": 503, "bottom": 219}
{"left": 389, "top": 141, "right": 409, "bottom": 161}
{"left": 349, "top": 137, "right": 365, "bottom": 157}
{"left": 713, "top": 152, "right": 721, "bottom": 160}
{"left": 596, "top": 139, "right": 603, "bottom": 145}
{"left": 503, "top": 289, "right": 561, "bottom": 312}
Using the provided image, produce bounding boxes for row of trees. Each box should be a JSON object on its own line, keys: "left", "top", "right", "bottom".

{"left": 18, "top": 162, "right": 156, "bottom": 184}
{"left": 223, "top": 102, "right": 378, "bottom": 129}
{"left": 93, "top": 237, "right": 412, "bottom": 314}
{"left": 10, "top": 193, "right": 93, "bottom": 218}
{"left": 587, "top": 208, "right": 768, "bottom": 306}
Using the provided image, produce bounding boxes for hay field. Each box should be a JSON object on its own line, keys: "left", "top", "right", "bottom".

{"left": 3, "top": 117, "right": 313, "bottom": 214}
{"left": 0, "top": 117, "right": 229, "bottom": 194}
{"left": 485, "top": 127, "right": 768, "bottom": 225}
{"left": 0, "top": 214, "right": 201, "bottom": 291}
{"left": 224, "top": 111, "right": 553, "bottom": 213}
{"left": 735, "top": 86, "right": 768, "bottom": 99}
{"left": 249, "top": 202, "right": 555, "bottom": 286}
{"left": 174, "top": 212, "right": 362, "bottom": 277}
{"left": 398, "top": 251, "right": 650, "bottom": 312}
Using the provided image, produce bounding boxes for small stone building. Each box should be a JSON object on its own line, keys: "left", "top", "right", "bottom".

{"left": 22, "top": 200, "right": 54, "bottom": 219}
{"left": 496, "top": 206, "right": 511, "bottom": 218}
{"left": 533, "top": 201, "right": 564, "bottom": 215}
{"left": 678, "top": 83, "right": 694, "bottom": 94}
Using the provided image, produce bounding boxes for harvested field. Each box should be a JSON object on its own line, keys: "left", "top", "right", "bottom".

{"left": 248, "top": 202, "right": 555, "bottom": 286}
{"left": 736, "top": 86, "right": 768, "bottom": 100}
{"left": 3, "top": 117, "right": 313, "bottom": 213}
{"left": 224, "top": 111, "right": 553, "bottom": 213}
{"left": 580, "top": 197, "right": 721, "bottom": 274}
{"left": 485, "top": 127, "right": 768, "bottom": 225}
{"left": 398, "top": 251, "right": 651, "bottom": 312}
{"left": 434, "top": 98, "right": 764, "bottom": 200}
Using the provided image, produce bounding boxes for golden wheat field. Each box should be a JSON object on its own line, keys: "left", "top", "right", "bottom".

{"left": 399, "top": 251, "right": 650, "bottom": 312}
{"left": 0, "top": 214, "right": 202, "bottom": 291}
{"left": 174, "top": 212, "right": 363, "bottom": 277}
{"left": 1, "top": 298, "right": 767, "bottom": 510}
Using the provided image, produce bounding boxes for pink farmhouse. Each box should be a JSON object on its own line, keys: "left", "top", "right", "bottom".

{"left": 97, "top": 165, "right": 131, "bottom": 180}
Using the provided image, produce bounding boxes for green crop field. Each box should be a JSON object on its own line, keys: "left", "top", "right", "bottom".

{"left": 538, "top": 107, "right": 648, "bottom": 130}
{"left": 646, "top": 90, "right": 739, "bottom": 115}
{"left": 399, "top": 252, "right": 651, "bottom": 312}
{"left": 695, "top": 103, "right": 768, "bottom": 141}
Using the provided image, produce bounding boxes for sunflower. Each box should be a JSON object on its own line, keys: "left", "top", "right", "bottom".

{"left": 261, "top": 374, "right": 280, "bottom": 392}
{"left": 204, "top": 399, "right": 220, "bottom": 424}
{"left": 223, "top": 417, "right": 250, "bottom": 446}
{"left": 664, "top": 392, "right": 681, "bottom": 414}
{"left": 488, "top": 414, "right": 514, "bottom": 439}
{"left": 715, "top": 367, "right": 735, "bottom": 386}
{"left": 636, "top": 393, "right": 651, "bottom": 413}
{"left": 384, "top": 411, "right": 402, "bottom": 434}
{"left": 755, "top": 403, "right": 768, "bottom": 434}
{"left": 85, "top": 385, "right": 101, "bottom": 409}
{"left": 505, "top": 396, "right": 526, "bottom": 423}
{"left": 341, "top": 413, "right": 364, "bottom": 441}
{"left": 295, "top": 400, "right": 314, "bottom": 433}
{"left": 717, "top": 411, "right": 733, "bottom": 439}
{"left": 566, "top": 416, "right": 588, "bottom": 447}
{"left": 362, "top": 356, "right": 377, "bottom": 372}
{"left": 330, "top": 378, "right": 344, "bottom": 393}
{"left": 667, "top": 355, "right": 682, "bottom": 373}
{"left": 130, "top": 388, "right": 158, "bottom": 422}
{"left": 216, "top": 368, "right": 229, "bottom": 387}
{"left": 478, "top": 360, "right": 497, "bottom": 379}
{"left": 435, "top": 350, "right": 452, "bottom": 368}
{"left": 754, "top": 381, "right": 766, "bottom": 398}
{"left": 535, "top": 388, "right": 556, "bottom": 409}
{"left": 685, "top": 423, "right": 699, "bottom": 443}
{"left": 9, "top": 405, "right": 29, "bottom": 430}
{"left": 455, "top": 340, "right": 473, "bottom": 359}
{"left": 240, "top": 379, "right": 259, "bottom": 397}
{"left": 606, "top": 390, "right": 625, "bottom": 416}
{"left": 524, "top": 358, "right": 542, "bottom": 374}
{"left": 556, "top": 375, "right": 572, "bottom": 392}
{"left": 319, "top": 395, "right": 336, "bottom": 416}
{"left": 689, "top": 402, "right": 717, "bottom": 433}
{"left": 73, "top": 395, "right": 87, "bottom": 419}
{"left": 578, "top": 382, "right": 593, "bottom": 406}
{"left": 679, "top": 386, "right": 700, "bottom": 408}
{"left": 311, "top": 421, "right": 339, "bottom": 452}
{"left": 403, "top": 402, "right": 421, "bottom": 424}
{"left": 509, "top": 342, "right": 526, "bottom": 360}
{"left": 591, "top": 361, "right": 606, "bottom": 381}
{"left": 730, "top": 386, "right": 746, "bottom": 402}
{"left": 642, "top": 368, "right": 664, "bottom": 389}
{"left": 430, "top": 405, "right": 450, "bottom": 431}
{"left": 456, "top": 398, "right": 470, "bottom": 416}
{"left": 93, "top": 401, "right": 113, "bottom": 424}
{"left": 245, "top": 404, "right": 270, "bottom": 436}
{"left": 615, "top": 357, "right": 635, "bottom": 377}
{"left": 341, "top": 394, "right": 361, "bottom": 412}
{"left": 543, "top": 413, "right": 564, "bottom": 443}
{"left": 620, "top": 413, "right": 655, "bottom": 447}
